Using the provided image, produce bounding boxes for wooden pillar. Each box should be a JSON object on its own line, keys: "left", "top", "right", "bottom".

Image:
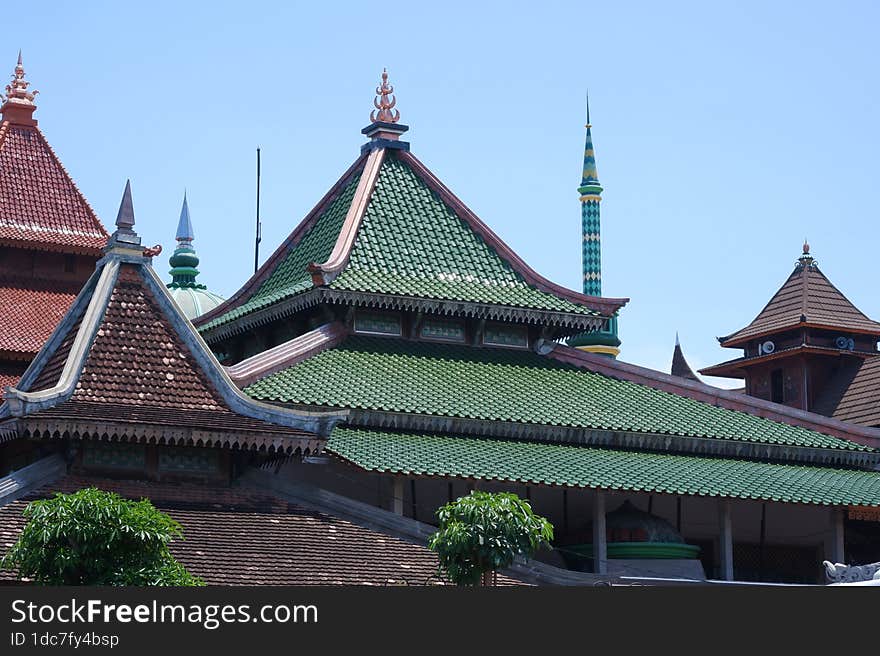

{"left": 593, "top": 491, "right": 607, "bottom": 575}
{"left": 718, "top": 499, "right": 734, "bottom": 581}
{"left": 392, "top": 477, "right": 404, "bottom": 516}
{"left": 829, "top": 507, "right": 845, "bottom": 563}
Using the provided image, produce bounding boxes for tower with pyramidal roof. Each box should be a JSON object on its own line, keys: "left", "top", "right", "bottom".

{"left": 701, "top": 242, "right": 880, "bottom": 423}
{"left": 0, "top": 52, "right": 108, "bottom": 464}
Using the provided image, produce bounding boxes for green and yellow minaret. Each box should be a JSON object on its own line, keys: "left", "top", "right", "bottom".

{"left": 568, "top": 98, "right": 621, "bottom": 357}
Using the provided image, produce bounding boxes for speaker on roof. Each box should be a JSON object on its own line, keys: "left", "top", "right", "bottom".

{"left": 760, "top": 340, "right": 776, "bottom": 355}
{"left": 835, "top": 336, "right": 855, "bottom": 351}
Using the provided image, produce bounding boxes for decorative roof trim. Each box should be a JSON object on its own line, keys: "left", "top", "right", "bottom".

{"left": 721, "top": 321, "right": 880, "bottom": 348}
{"left": 308, "top": 148, "right": 385, "bottom": 285}
{"left": 13, "top": 418, "right": 323, "bottom": 455}
{"left": 198, "top": 285, "right": 607, "bottom": 343}
{"left": 3, "top": 260, "right": 119, "bottom": 416}
{"left": 330, "top": 408, "right": 878, "bottom": 468}
{"left": 226, "top": 322, "right": 348, "bottom": 387}
{"left": 547, "top": 342, "right": 880, "bottom": 449}
{"left": 398, "top": 150, "right": 628, "bottom": 317}
{"left": 700, "top": 344, "right": 879, "bottom": 378}
{"left": 194, "top": 154, "right": 368, "bottom": 329}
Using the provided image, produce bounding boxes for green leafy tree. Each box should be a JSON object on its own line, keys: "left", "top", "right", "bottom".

{"left": 1, "top": 487, "right": 203, "bottom": 586}
{"left": 428, "top": 490, "right": 554, "bottom": 586}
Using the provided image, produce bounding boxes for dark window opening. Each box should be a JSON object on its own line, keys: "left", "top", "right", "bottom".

{"left": 64, "top": 255, "right": 76, "bottom": 273}
{"left": 771, "top": 369, "right": 784, "bottom": 404}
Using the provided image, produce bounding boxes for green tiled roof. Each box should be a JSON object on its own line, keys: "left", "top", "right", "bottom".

{"left": 200, "top": 175, "right": 361, "bottom": 331}
{"left": 245, "top": 337, "right": 870, "bottom": 452}
{"left": 201, "top": 152, "right": 603, "bottom": 333}
{"left": 328, "top": 155, "right": 599, "bottom": 316}
{"left": 329, "top": 427, "right": 880, "bottom": 506}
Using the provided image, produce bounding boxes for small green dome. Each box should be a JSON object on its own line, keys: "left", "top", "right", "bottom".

{"left": 168, "top": 286, "right": 226, "bottom": 320}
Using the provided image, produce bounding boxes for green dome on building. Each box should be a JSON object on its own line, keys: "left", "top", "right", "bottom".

{"left": 167, "top": 193, "right": 226, "bottom": 320}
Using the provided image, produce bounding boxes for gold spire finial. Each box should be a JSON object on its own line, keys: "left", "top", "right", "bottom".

{"left": 803, "top": 239, "right": 810, "bottom": 256}
{"left": 370, "top": 68, "right": 400, "bottom": 124}
{"left": 2, "top": 50, "right": 38, "bottom": 108}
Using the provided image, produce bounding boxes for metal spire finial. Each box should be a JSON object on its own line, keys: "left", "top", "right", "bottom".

{"left": 176, "top": 191, "right": 194, "bottom": 243}
{"left": 115, "top": 180, "right": 136, "bottom": 230}
{"left": 585, "top": 91, "right": 591, "bottom": 128}
{"left": 370, "top": 68, "right": 400, "bottom": 124}
{"left": 2, "top": 50, "right": 38, "bottom": 107}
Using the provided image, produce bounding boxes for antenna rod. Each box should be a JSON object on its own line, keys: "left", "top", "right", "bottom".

{"left": 254, "top": 147, "right": 261, "bottom": 274}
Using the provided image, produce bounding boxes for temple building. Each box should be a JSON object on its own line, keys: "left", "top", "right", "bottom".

{"left": 166, "top": 193, "right": 226, "bottom": 320}
{"left": 192, "top": 72, "right": 880, "bottom": 584}
{"left": 3, "top": 64, "right": 880, "bottom": 585}
{"left": 701, "top": 243, "right": 880, "bottom": 426}
{"left": 0, "top": 54, "right": 108, "bottom": 471}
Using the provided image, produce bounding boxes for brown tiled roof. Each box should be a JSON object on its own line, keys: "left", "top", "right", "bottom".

{"left": 813, "top": 357, "right": 880, "bottom": 428}
{"left": 0, "top": 122, "right": 107, "bottom": 254}
{"left": 0, "top": 476, "right": 522, "bottom": 586}
{"left": 0, "top": 279, "right": 79, "bottom": 358}
{"left": 720, "top": 261, "right": 880, "bottom": 347}
{"left": 20, "top": 264, "right": 318, "bottom": 443}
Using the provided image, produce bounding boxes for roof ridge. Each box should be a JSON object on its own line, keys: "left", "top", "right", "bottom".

{"left": 226, "top": 322, "right": 348, "bottom": 387}
{"left": 548, "top": 341, "right": 880, "bottom": 448}
{"left": 307, "top": 149, "right": 385, "bottom": 285}
{"left": 194, "top": 154, "right": 368, "bottom": 328}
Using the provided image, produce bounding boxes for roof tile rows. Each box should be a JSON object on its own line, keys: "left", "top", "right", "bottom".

{"left": 199, "top": 174, "right": 361, "bottom": 331}
{"left": 0, "top": 123, "right": 107, "bottom": 253}
{"left": 245, "top": 336, "right": 869, "bottom": 452}
{"left": 813, "top": 357, "right": 880, "bottom": 428}
{"left": 329, "top": 427, "right": 880, "bottom": 507}
{"left": 200, "top": 151, "right": 606, "bottom": 332}
{"left": 18, "top": 263, "right": 315, "bottom": 441}
{"left": 329, "top": 155, "right": 600, "bottom": 316}
{"left": 0, "top": 280, "right": 78, "bottom": 356}
{"left": 0, "top": 477, "right": 458, "bottom": 586}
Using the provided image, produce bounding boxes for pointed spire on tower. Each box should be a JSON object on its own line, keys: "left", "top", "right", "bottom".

{"left": 1, "top": 50, "right": 39, "bottom": 125}
{"left": 568, "top": 94, "right": 620, "bottom": 358}
{"left": 176, "top": 191, "right": 194, "bottom": 243}
{"left": 105, "top": 179, "right": 142, "bottom": 251}
{"left": 361, "top": 68, "right": 409, "bottom": 153}
{"left": 580, "top": 93, "right": 600, "bottom": 189}
{"left": 169, "top": 192, "right": 203, "bottom": 289}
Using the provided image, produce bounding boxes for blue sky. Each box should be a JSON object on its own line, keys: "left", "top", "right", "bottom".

{"left": 11, "top": 1, "right": 880, "bottom": 383}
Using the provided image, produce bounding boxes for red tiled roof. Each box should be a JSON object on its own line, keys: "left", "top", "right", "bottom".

{"left": 0, "top": 122, "right": 108, "bottom": 254}
{"left": 721, "top": 262, "right": 880, "bottom": 347}
{"left": 0, "top": 373, "right": 20, "bottom": 400}
{"left": 0, "top": 279, "right": 78, "bottom": 357}
{"left": 0, "top": 476, "right": 523, "bottom": 586}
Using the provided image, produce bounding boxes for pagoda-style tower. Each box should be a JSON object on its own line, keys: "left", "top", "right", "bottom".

{"left": 701, "top": 243, "right": 880, "bottom": 414}
{"left": 166, "top": 193, "right": 225, "bottom": 320}
{"left": 567, "top": 99, "right": 621, "bottom": 357}
{"left": 0, "top": 52, "right": 108, "bottom": 412}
